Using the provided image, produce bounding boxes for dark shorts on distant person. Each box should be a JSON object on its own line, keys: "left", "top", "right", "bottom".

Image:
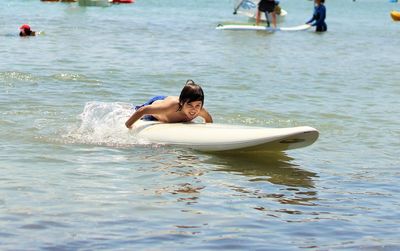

{"left": 258, "top": 0, "right": 275, "bottom": 13}
{"left": 134, "top": 95, "right": 167, "bottom": 121}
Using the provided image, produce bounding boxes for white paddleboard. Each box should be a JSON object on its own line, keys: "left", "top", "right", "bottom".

{"left": 132, "top": 121, "right": 319, "bottom": 152}
{"left": 216, "top": 23, "right": 311, "bottom": 32}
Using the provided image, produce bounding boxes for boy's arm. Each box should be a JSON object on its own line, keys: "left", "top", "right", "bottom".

{"left": 125, "top": 106, "right": 147, "bottom": 128}
{"left": 306, "top": 8, "right": 317, "bottom": 24}
{"left": 199, "top": 108, "right": 213, "bottom": 123}
{"left": 125, "top": 101, "right": 171, "bottom": 128}
{"left": 306, "top": 15, "right": 316, "bottom": 24}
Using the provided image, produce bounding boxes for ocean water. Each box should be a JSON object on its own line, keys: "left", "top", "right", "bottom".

{"left": 1, "top": 0, "right": 400, "bottom": 250}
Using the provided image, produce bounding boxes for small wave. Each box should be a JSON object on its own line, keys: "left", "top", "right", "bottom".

{"left": 62, "top": 102, "right": 141, "bottom": 147}
{"left": 51, "top": 73, "right": 101, "bottom": 83}
{"left": 0, "top": 71, "right": 37, "bottom": 82}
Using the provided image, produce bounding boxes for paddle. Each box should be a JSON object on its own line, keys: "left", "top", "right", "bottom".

{"left": 233, "top": 0, "right": 245, "bottom": 15}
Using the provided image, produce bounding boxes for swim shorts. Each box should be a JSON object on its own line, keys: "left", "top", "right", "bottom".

{"left": 134, "top": 95, "right": 167, "bottom": 121}
{"left": 258, "top": 0, "right": 275, "bottom": 13}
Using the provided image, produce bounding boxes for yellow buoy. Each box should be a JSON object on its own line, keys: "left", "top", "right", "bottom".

{"left": 391, "top": 11, "right": 400, "bottom": 21}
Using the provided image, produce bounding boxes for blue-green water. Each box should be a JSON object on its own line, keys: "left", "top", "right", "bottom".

{"left": 1, "top": 0, "right": 400, "bottom": 250}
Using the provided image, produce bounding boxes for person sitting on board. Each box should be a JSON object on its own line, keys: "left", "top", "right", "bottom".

{"left": 19, "top": 24, "right": 36, "bottom": 37}
{"left": 256, "top": 0, "right": 277, "bottom": 28}
{"left": 306, "top": 0, "right": 327, "bottom": 32}
{"left": 125, "top": 80, "right": 213, "bottom": 129}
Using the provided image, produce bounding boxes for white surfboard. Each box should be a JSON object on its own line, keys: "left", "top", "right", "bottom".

{"left": 132, "top": 121, "right": 319, "bottom": 152}
{"left": 216, "top": 23, "right": 311, "bottom": 32}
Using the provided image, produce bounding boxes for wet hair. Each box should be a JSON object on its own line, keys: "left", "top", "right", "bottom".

{"left": 177, "top": 79, "right": 204, "bottom": 111}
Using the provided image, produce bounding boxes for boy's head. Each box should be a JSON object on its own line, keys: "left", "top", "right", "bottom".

{"left": 179, "top": 79, "right": 204, "bottom": 108}
{"left": 178, "top": 80, "right": 205, "bottom": 120}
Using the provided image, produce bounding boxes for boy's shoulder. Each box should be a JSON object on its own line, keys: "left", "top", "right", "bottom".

{"left": 164, "top": 96, "right": 179, "bottom": 103}
{"left": 154, "top": 96, "right": 179, "bottom": 108}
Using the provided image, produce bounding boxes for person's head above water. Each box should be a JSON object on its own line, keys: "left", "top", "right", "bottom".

{"left": 19, "top": 24, "right": 35, "bottom": 37}
{"left": 178, "top": 79, "right": 205, "bottom": 111}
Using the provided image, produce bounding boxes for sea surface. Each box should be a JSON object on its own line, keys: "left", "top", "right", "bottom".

{"left": 1, "top": 0, "right": 400, "bottom": 250}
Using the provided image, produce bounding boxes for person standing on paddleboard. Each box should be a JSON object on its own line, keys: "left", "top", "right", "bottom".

{"left": 125, "top": 80, "right": 213, "bottom": 129}
{"left": 306, "top": 0, "right": 327, "bottom": 32}
{"left": 256, "top": 0, "right": 277, "bottom": 28}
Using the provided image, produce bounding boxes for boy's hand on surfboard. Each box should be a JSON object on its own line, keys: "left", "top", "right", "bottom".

{"left": 126, "top": 124, "right": 135, "bottom": 130}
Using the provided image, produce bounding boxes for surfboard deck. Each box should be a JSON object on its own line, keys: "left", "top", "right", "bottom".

{"left": 216, "top": 23, "right": 311, "bottom": 32}
{"left": 132, "top": 121, "right": 319, "bottom": 152}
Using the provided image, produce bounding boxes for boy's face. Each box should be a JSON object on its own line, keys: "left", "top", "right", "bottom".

{"left": 182, "top": 101, "right": 202, "bottom": 120}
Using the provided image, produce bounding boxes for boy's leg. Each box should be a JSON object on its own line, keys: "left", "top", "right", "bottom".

{"left": 271, "top": 12, "right": 277, "bottom": 28}
{"left": 256, "top": 10, "right": 261, "bottom": 25}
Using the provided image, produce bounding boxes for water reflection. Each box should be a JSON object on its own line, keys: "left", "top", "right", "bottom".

{"left": 147, "top": 148, "right": 319, "bottom": 208}
{"left": 204, "top": 152, "right": 320, "bottom": 208}
{"left": 206, "top": 152, "right": 317, "bottom": 188}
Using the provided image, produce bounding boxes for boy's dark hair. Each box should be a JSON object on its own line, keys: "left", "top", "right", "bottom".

{"left": 178, "top": 80, "right": 204, "bottom": 111}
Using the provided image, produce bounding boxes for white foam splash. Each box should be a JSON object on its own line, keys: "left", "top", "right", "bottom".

{"left": 63, "top": 102, "right": 140, "bottom": 147}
